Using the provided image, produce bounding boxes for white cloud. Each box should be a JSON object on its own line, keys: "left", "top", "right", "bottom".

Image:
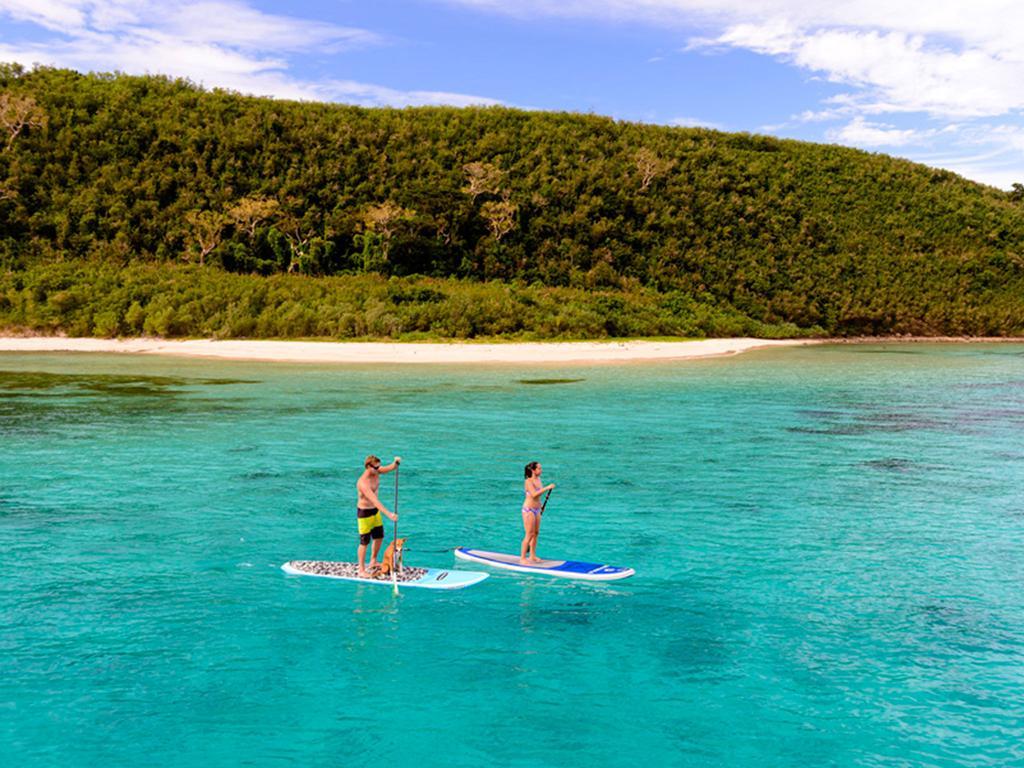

{"left": 917, "top": 153, "right": 1022, "bottom": 190}
{"left": 989, "top": 125, "right": 1024, "bottom": 153}
{"left": 320, "top": 80, "right": 500, "bottom": 108}
{"left": 794, "top": 108, "right": 847, "bottom": 123}
{"left": 0, "top": 1, "right": 498, "bottom": 107}
{"left": 0, "top": 0, "right": 379, "bottom": 49}
{"left": 670, "top": 115, "right": 723, "bottom": 129}
{"left": 444, "top": 0, "right": 1024, "bottom": 45}
{"left": 831, "top": 120, "right": 1024, "bottom": 188}
{"left": 827, "top": 117, "right": 927, "bottom": 148}
{"left": 441, "top": 0, "right": 1024, "bottom": 187}
{"left": 157, "top": 2, "right": 380, "bottom": 52}
{"left": 0, "top": 0, "right": 87, "bottom": 31}
{"left": 445, "top": 1, "right": 1024, "bottom": 119}
{"left": 713, "top": 25, "right": 1024, "bottom": 119}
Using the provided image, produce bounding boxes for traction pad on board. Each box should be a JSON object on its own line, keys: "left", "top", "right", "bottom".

{"left": 288, "top": 560, "right": 428, "bottom": 581}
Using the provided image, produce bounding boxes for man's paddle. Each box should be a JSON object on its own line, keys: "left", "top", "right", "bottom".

{"left": 392, "top": 461, "right": 400, "bottom": 595}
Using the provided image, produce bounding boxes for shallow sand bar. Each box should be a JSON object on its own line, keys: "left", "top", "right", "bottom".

{"left": 0, "top": 336, "right": 806, "bottom": 364}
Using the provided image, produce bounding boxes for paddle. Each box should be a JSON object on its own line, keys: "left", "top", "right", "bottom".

{"left": 392, "top": 461, "right": 400, "bottom": 595}
{"left": 540, "top": 486, "right": 553, "bottom": 515}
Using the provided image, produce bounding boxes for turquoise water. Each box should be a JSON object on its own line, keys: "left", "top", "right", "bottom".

{"left": 2, "top": 344, "right": 1024, "bottom": 767}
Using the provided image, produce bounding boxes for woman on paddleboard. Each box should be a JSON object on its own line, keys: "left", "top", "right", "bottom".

{"left": 521, "top": 461, "right": 555, "bottom": 564}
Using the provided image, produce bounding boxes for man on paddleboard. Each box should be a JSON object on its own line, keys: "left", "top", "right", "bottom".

{"left": 356, "top": 454, "right": 400, "bottom": 577}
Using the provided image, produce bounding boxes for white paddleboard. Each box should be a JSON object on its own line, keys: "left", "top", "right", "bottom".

{"left": 454, "top": 548, "right": 634, "bottom": 581}
{"left": 282, "top": 560, "right": 488, "bottom": 590}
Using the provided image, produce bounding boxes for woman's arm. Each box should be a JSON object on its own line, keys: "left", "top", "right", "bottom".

{"left": 525, "top": 480, "right": 554, "bottom": 502}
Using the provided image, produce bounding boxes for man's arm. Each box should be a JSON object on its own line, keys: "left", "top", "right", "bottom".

{"left": 378, "top": 456, "right": 402, "bottom": 475}
{"left": 358, "top": 478, "right": 397, "bottom": 521}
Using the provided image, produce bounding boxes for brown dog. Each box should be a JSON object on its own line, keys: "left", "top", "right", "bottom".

{"left": 374, "top": 538, "right": 406, "bottom": 578}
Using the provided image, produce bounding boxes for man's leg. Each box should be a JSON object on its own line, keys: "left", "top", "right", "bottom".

{"left": 358, "top": 536, "right": 370, "bottom": 577}
{"left": 370, "top": 535, "right": 383, "bottom": 566}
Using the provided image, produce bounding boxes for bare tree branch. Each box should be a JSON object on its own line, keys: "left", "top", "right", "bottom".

{"left": 634, "top": 147, "right": 675, "bottom": 192}
{"left": 185, "top": 210, "right": 227, "bottom": 266}
{"left": 462, "top": 161, "right": 503, "bottom": 202}
{"left": 480, "top": 195, "right": 518, "bottom": 242}
{"left": 0, "top": 92, "right": 46, "bottom": 152}
{"left": 227, "top": 196, "right": 279, "bottom": 238}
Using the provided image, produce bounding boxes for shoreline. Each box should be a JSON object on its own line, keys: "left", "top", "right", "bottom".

{"left": 0, "top": 336, "right": 811, "bottom": 364}
{"left": 0, "top": 335, "right": 1019, "bottom": 364}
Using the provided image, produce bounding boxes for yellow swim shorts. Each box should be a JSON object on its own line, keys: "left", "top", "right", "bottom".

{"left": 357, "top": 509, "right": 383, "bottom": 535}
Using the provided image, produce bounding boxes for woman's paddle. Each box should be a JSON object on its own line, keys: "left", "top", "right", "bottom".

{"left": 541, "top": 486, "right": 553, "bottom": 515}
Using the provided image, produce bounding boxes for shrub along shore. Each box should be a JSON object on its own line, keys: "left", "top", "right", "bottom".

{"left": 0, "top": 262, "right": 809, "bottom": 340}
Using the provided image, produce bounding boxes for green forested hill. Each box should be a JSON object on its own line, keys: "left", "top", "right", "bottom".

{"left": 1, "top": 64, "right": 1023, "bottom": 338}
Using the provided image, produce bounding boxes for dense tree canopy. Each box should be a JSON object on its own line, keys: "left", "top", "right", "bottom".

{"left": 1, "top": 64, "right": 1023, "bottom": 338}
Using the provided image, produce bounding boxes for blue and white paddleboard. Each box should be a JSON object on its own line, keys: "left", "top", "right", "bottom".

{"left": 454, "top": 548, "right": 634, "bottom": 581}
{"left": 282, "top": 561, "right": 488, "bottom": 590}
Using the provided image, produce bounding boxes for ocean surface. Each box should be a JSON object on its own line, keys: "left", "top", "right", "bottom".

{"left": 2, "top": 343, "right": 1023, "bottom": 767}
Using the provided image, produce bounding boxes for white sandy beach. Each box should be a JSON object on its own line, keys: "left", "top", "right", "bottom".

{"left": 0, "top": 336, "right": 808, "bottom": 364}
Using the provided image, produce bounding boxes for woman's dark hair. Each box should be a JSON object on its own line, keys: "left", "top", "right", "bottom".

{"left": 524, "top": 461, "right": 539, "bottom": 478}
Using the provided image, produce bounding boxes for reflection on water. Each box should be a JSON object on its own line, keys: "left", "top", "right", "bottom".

{"left": 518, "top": 378, "right": 585, "bottom": 385}
{"left": 861, "top": 458, "right": 919, "bottom": 472}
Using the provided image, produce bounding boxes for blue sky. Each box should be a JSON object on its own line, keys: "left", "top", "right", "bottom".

{"left": 1, "top": 1, "right": 1022, "bottom": 188}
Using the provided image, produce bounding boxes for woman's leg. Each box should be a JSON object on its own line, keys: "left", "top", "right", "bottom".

{"left": 520, "top": 510, "right": 535, "bottom": 562}
{"left": 529, "top": 513, "right": 541, "bottom": 561}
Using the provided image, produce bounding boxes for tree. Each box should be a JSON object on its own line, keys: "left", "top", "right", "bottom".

{"left": 185, "top": 210, "right": 227, "bottom": 266}
{"left": 362, "top": 201, "right": 414, "bottom": 241}
{"left": 357, "top": 201, "right": 415, "bottom": 273}
{"left": 480, "top": 195, "right": 518, "bottom": 242}
{"left": 0, "top": 92, "right": 46, "bottom": 151}
{"left": 634, "top": 147, "right": 675, "bottom": 192}
{"left": 462, "top": 161, "right": 503, "bottom": 202}
{"left": 276, "top": 196, "right": 336, "bottom": 274}
{"left": 1010, "top": 183, "right": 1024, "bottom": 203}
{"left": 278, "top": 212, "right": 317, "bottom": 273}
{"left": 227, "top": 196, "right": 279, "bottom": 238}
